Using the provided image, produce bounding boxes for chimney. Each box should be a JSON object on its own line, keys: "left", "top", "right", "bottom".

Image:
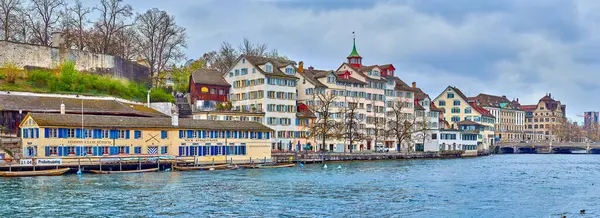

{"left": 308, "top": 66, "right": 314, "bottom": 70}
{"left": 549, "top": 93, "right": 551, "bottom": 98}
{"left": 172, "top": 112, "right": 179, "bottom": 127}
{"left": 502, "top": 95, "right": 506, "bottom": 98}
{"left": 60, "top": 102, "right": 65, "bottom": 114}
{"left": 516, "top": 98, "right": 519, "bottom": 103}
{"left": 298, "top": 61, "right": 304, "bottom": 73}
{"left": 411, "top": 82, "right": 416, "bottom": 88}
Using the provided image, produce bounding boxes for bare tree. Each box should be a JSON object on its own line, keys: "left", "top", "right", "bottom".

{"left": 307, "top": 90, "right": 340, "bottom": 151}
{"left": 112, "top": 25, "right": 137, "bottom": 60}
{"left": 412, "top": 108, "right": 432, "bottom": 152}
{"left": 135, "top": 8, "right": 186, "bottom": 87}
{"left": 25, "top": 0, "right": 64, "bottom": 46}
{"left": 386, "top": 100, "right": 414, "bottom": 153}
{"left": 342, "top": 97, "right": 365, "bottom": 153}
{"left": 367, "top": 99, "right": 385, "bottom": 151}
{"left": 67, "top": 0, "right": 89, "bottom": 50}
{"left": 0, "top": 0, "right": 22, "bottom": 40}
{"left": 208, "top": 42, "right": 238, "bottom": 73}
{"left": 94, "top": 0, "right": 132, "bottom": 54}
{"left": 238, "top": 38, "right": 267, "bottom": 56}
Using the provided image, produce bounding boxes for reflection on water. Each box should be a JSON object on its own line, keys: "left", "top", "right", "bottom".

{"left": 1, "top": 154, "right": 599, "bottom": 217}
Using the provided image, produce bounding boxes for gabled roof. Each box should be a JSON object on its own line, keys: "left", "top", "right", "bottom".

{"left": 472, "top": 93, "right": 521, "bottom": 110}
{"left": 298, "top": 68, "right": 328, "bottom": 88}
{"left": 394, "top": 77, "right": 417, "bottom": 92}
{"left": 0, "top": 94, "right": 167, "bottom": 117}
{"left": 26, "top": 113, "right": 273, "bottom": 131}
{"left": 458, "top": 120, "right": 481, "bottom": 126}
{"left": 191, "top": 68, "right": 230, "bottom": 86}
{"left": 244, "top": 55, "right": 299, "bottom": 79}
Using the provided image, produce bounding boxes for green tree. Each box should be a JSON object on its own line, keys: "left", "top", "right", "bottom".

{"left": 171, "top": 58, "right": 205, "bottom": 93}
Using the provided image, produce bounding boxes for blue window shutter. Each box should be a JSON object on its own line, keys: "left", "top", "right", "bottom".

{"left": 110, "top": 147, "right": 118, "bottom": 155}
{"left": 57, "top": 146, "right": 63, "bottom": 156}
{"left": 226, "top": 131, "right": 231, "bottom": 138}
{"left": 76, "top": 129, "right": 82, "bottom": 138}
{"left": 75, "top": 147, "right": 81, "bottom": 156}
{"left": 187, "top": 130, "right": 193, "bottom": 139}
{"left": 125, "top": 130, "right": 130, "bottom": 139}
{"left": 35, "top": 128, "right": 39, "bottom": 138}
{"left": 179, "top": 130, "right": 184, "bottom": 139}
{"left": 258, "top": 132, "right": 263, "bottom": 139}
{"left": 23, "top": 128, "right": 28, "bottom": 138}
{"left": 185, "top": 146, "right": 189, "bottom": 156}
{"left": 44, "top": 146, "right": 50, "bottom": 157}
{"left": 233, "top": 131, "right": 237, "bottom": 138}
{"left": 197, "top": 130, "right": 202, "bottom": 138}
{"left": 125, "top": 147, "right": 130, "bottom": 154}
{"left": 178, "top": 146, "right": 184, "bottom": 156}
{"left": 250, "top": 132, "right": 255, "bottom": 139}
{"left": 266, "top": 132, "right": 270, "bottom": 139}
{"left": 44, "top": 128, "right": 50, "bottom": 138}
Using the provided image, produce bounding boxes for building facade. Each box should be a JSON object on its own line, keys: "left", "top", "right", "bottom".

{"left": 188, "top": 68, "right": 231, "bottom": 111}
{"left": 584, "top": 111, "right": 599, "bottom": 130}
{"left": 295, "top": 38, "right": 417, "bottom": 152}
{"left": 223, "top": 55, "right": 299, "bottom": 150}
{"left": 470, "top": 94, "right": 525, "bottom": 143}
{"left": 433, "top": 86, "right": 496, "bottom": 151}
{"left": 20, "top": 113, "right": 273, "bottom": 163}
{"left": 521, "top": 93, "right": 566, "bottom": 142}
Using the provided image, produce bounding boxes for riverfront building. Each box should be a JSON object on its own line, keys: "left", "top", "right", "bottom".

{"left": 469, "top": 94, "right": 526, "bottom": 143}
{"left": 433, "top": 86, "right": 496, "bottom": 150}
{"left": 223, "top": 55, "right": 299, "bottom": 151}
{"left": 19, "top": 113, "right": 273, "bottom": 162}
{"left": 521, "top": 93, "right": 566, "bottom": 142}
{"left": 412, "top": 85, "right": 444, "bottom": 152}
{"left": 295, "top": 37, "right": 417, "bottom": 152}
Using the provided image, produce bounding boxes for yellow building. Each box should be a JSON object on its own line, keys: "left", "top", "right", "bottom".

{"left": 19, "top": 113, "right": 273, "bottom": 163}
{"left": 433, "top": 86, "right": 496, "bottom": 150}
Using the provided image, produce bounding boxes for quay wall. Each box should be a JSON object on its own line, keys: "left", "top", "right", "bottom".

{"left": 273, "top": 152, "right": 457, "bottom": 163}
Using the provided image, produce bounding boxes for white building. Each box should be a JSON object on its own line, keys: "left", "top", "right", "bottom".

{"left": 224, "top": 55, "right": 299, "bottom": 150}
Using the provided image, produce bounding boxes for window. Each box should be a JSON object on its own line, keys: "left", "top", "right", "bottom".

{"left": 235, "top": 69, "right": 240, "bottom": 76}
{"left": 241, "top": 68, "right": 248, "bottom": 75}
{"left": 49, "top": 128, "right": 58, "bottom": 138}
{"left": 229, "top": 72, "right": 233, "bottom": 77}
{"left": 102, "top": 130, "right": 109, "bottom": 138}
{"left": 431, "top": 133, "right": 437, "bottom": 140}
{"left": 118, "top": 130, "right": 127, "bottom": 139}
{"left": 266, "top": 63, "right": 273, "bottom": 73}
{"left": 210, "top": 88, "right": 216, "bottom": 94}
{"left": 453, "top": 100, "right": 460, "bottom": 106}
{"left": 161, "top": 146, "right": 168, "bottom": 154}
{"left": 134, "top": 130, "right": 142, "bottom": 139}
{"left": 328, "top": 76, "right": 336, "bottom": 84}
{"left": 451, "top": 108, "right": 460, "bottom": 113}
{"left": 464, "top": 107, "right": 472, "bottom": 114}
{"left": 285, "top": 67, "right": 295, "bottom": 75}
{"left": 134, "top": 147, "right": 142, "bottom": 154}
{"left": 252, "top": 68, "right": 256, "bottom": 73}
{"left": 447, "top": 93, "right": 455, "bottom": 98}
{"left": 161, "top": 130, "right": 168, "bottom": 139}
{"left": 451, "top": 116, "right": 460, "bottom": 122}
{"left": 84, "top": 129, "right": 92, "bottom": 139}
{"left": 68, "top": 129, "right": 75, "bottom": 138}
{"left": 438, "top": 100, "right": 446, "bottom": 106}
{"left": 219, "top": 89, "right": 224, "bottom": 95}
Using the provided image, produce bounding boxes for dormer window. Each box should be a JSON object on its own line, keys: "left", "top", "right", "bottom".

{"left": 265, "top": 63, "right": 273, "bottom": 73}
{"left": 327, "top": 75, "right": 336, "bottom": 84}
{"left": 285, "top": 67, "right": 295, "bottom": 75}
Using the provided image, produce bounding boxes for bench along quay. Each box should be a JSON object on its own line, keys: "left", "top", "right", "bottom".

{"left": 3, "top": 112, "right": 276, "bottom": 173}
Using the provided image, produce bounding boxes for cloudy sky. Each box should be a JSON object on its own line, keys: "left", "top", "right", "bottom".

{"left": 126, "top": 0, "right": 599, "bottom": 121}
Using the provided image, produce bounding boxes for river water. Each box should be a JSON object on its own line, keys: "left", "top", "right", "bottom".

{"left": 0, "top": 154, "right": 599, "bottom": 217}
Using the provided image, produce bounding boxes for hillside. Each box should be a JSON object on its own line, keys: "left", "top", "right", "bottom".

{"left": 0, "top": 62, "right": 174, "bottom": 103}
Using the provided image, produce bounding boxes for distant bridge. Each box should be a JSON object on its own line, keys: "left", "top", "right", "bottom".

{"left": 495, "top": 142, "right": 600, "bottom": 154}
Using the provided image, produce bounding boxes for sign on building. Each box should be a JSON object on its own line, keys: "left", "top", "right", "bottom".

{"left": 20, "top": 159, "right": 33, "bottom": 166}
{"left": 36, "top": 159, "right": 62, "bottom": 165}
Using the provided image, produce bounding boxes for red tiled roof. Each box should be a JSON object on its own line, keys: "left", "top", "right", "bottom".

{"left": 470, "top": 102, "right": 495, "bottom": 118}
{"left": 521, "top": 105, "right": 537, "bottom": 112}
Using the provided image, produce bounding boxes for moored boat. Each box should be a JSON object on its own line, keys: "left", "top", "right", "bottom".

{"left": 0, "top": 168, "right": 71, "bottom": 177}
{"left": 88, "top": 168, "right": 159, "bottom": 174}
{"left": 173, "top": 164, "right": 229, "bottom": 171}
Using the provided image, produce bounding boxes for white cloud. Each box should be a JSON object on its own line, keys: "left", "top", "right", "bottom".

{"left": 127, "top": 0, "right": 600, "bottom": 120}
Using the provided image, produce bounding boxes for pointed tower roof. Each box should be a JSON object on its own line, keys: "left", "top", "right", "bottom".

{"left": 348, "top": 37, "right": 361, "bottom": 58}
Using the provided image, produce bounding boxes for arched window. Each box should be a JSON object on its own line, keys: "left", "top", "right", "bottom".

{"left": 210, "top": 88, "right": 215, "bottom": 94}
{"left": 534, "top": 124, "right": 538, "bottom": 129}
{"left": 201, "top": 87, "right": 208, "bottom": 93}
{"left": 539, "top": 124, "right": 544, "bottom": 129}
